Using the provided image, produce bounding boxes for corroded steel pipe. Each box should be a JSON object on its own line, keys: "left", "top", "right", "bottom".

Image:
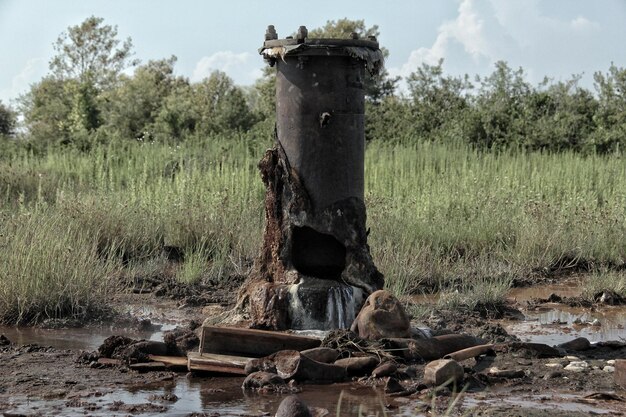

{"left": 260, "top": 30, "right": 383, "bottom": 211}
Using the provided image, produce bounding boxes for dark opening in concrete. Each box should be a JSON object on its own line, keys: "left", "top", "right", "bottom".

{"left": 292, "top": 226, "right": 346, "bottom": 280}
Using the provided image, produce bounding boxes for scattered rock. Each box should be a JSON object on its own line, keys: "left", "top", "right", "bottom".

{"left": 148, "top": 393, "right": 178, "bottom": 402}
{"left": 607, "top": 359, "right": 616, "bottom": 365}
{"left": 300, "top": 347, "right": 339, "bottom": 364}
{"left": 384, "top": 377, "right": 405, "bottom": 394}
{"left": 372, "top": 362, "right": 397, "bottom": 378}
{"left": 487, "top": 368, "right": 525, "bottom": 379}
{"left": 564, "top": 361, "right": 589, "bottom": 372}
{"left": 424, "top": 359, "right": 464, "bottom": 386}
{"left": 163, "top": 324, "right": 200, "bottom": 355}
{"left": 242, "top": 371, "right": 287, "bottom": 392}
{"left": 543, "top": 370, "right": 563, "bottom": 380}
{"left": 545, "top": 363, "right": 564, "bottom": 369}
{"left": 0, "top": 335, "right": 10, "bottom": 346}
{"left": 508, "top": 342, "right": 561, "bottom": 358}
{"left": 247, "top": 350, "right": 346, "bottom": 382}
{"left": 98, "top": 336, "right": 136, "bottom": 358}
{"left": 350, "top": 290, "right": 411, "bottom": 340}
{"left": 334, "top": 356, "right": 379, "bottom": 376}
{"left": 564, "top": 355, "right": 581, "bottom": 361}
{"left": 245, "top": 357, "right": 276, "bottom": 375}
{"left": 275, "top": 395, "right": 312, "bottom": 417}
{"left": 558, "top": 337, "right": 591, "bottom": 352}
{"left": 603, "top": 366, "right": 615, "bottom": 373}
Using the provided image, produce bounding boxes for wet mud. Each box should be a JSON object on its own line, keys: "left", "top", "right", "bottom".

{"left": 1, "top": 282, "right": 625, "bottom": 416}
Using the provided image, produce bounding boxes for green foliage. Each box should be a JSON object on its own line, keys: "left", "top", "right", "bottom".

{"left": 50, "top": 15, "right": 137, "bottom": 88}
{"left": 101, "top": 56, "right": 184, "bottom": 140}
{"left": 154, "top": 70, "right": 255, "bottom": 141}
{"left": 0, "top": 209, "right": 118, "bottom": 324}
{"left": 20, "top": 76, "right": 74, "bottom": 145}
{"left": 2, "top": 136, "right": 626, "bottom": 321}
{"left": 406, "top": 59, "right": 472, "bottom": 140}
{"left": 0, "top": 100, "right": 16, "bottom": 137}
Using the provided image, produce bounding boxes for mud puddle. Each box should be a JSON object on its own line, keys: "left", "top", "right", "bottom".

{"left": 0, "top": 300, "right": 192, "bottom": 351}
{"left": 2, "top": 377, "right": 415, "bottom": 417}
{"left": 5, "top": 376, "right": 621, "bottom": 417}
{"left": 0, "top": 323, "right": 178, "bottom": 351}
{"left": 463, "top": 392, "right": 616, "bottom": 415}
{"left": 505, "top": 281, "right": 626, "bottom": 345}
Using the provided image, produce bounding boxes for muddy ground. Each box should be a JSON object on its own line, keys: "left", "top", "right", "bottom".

{"left": 1, "top": 277, "right": 625, "bottom": 416}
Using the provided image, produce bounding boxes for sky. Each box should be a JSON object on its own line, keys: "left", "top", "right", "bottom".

{"left": 1, "top": 0, "right": 626, "bottom": 105}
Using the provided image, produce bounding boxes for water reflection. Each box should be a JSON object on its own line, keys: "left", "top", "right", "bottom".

{"left": 0, "top": 323, "right": 177, "bottom": 351}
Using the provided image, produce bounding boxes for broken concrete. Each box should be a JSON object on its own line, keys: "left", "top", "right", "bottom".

{"left": 424, "top": 359, "right": 464, "bottom": 387}
{"left": 350, "top": 290, "right": 411, "bottom": 340}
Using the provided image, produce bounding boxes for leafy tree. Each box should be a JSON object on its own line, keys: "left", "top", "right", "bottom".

{"left": 523, "top": 77, "right": 597, "bottom": 152}
{"left": 21, "top": 16, "right": 138, "bottom": 146}
{"left": 592, "top": 64, "right": 626, "bottom": 152}
{"left": 406, "top": 59, "right": 472, "bottom": 139}
{"left": 0, "top": 101, "right": 16, "bottom": 137}
{"left": 464, "top": 61, "right": 532, "bottom": 148}
{"left": 19, "top": 77, "right": 73, "bottom": 145}
{"left": 101, "top": 56, "right": 184, "bottom": 140}
{"left": 155, "top": 70, "right": 254, "bottom": 140}
{"left": 50, "top": 16, "right": 137, "bottom": 89}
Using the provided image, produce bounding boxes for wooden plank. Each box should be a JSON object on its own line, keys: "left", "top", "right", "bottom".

{"left": 200, "top": 326, "right": 321, "bottom": 357}
{"left": 129, "top": 362, "right": 166, "bottom": 372}
{"left": 148, "top": 355, "right": 188, "bottom": 367}
{"left": 188, "top": 351, "right": 251, "bottom": 375}
{"left": 97, "top": 358, "right": 122, "bottom": 366}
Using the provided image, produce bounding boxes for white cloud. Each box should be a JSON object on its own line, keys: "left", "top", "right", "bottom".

{"left": 389, "top": 0, "right": 610, "bottom": 91}
{"left": 389, "top": 0, "right": 502, "bottom": 84}
{"left": 0, "top": 58, "right": 45, "bottom": 104}
{"left": 191, "top": 51, "right": 262, "bottom": 85}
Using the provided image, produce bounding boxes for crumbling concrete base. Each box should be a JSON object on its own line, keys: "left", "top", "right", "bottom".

{"left": 236, "top": 145, "right": 383, "bottom": 330}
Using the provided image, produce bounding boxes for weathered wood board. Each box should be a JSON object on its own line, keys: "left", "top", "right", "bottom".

{"left": 199, "top": 326, "right": 321, "bottom": 357}
{"left": 187, "top": 351, "right": 251, "bottom": 375}
{"left": 148, "top": 355, "right": 188, "bottom": 369}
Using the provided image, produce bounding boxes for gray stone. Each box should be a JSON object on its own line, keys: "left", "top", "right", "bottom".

{"left": 241, "top": 371, "right": 286, "bottom": 391}
{"left": 275, "top": 395, "right": 312, "bottom": 417}
{"left": 350, "top": 290, "right": 411, "bottom": 340}
{"left": 334, "top": 356, "right": 379, "bottom": 376}
{"left": 487, "top": 368, "right": 525, "bottom": 379}
{"left": 384, "top": 377, "right": 404, "bottom": 394}
{"left": 558, "top": 337, "right": 591, "bottom": 352}
{"left": 372, "top": 362, "right": 397, "bottom": 378}
{"left": 300, "top": 347, "right": 339, "bottom": 364}
{"left": 424, "top": 359, "right": 464, "bottom": 386}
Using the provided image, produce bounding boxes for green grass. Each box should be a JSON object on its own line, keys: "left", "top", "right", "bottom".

{"left": 1, "top": 135, "right": 625, "bottom": 323}
{"left": 581, "top": 269, "right": 626, "bottom": 302}
{"left": 0, "top": 209, "right": 119, "bottom": 324}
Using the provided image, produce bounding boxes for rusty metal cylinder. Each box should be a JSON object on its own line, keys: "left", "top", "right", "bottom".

{"left": 261, "top": 32, "right": 382, "bottom": 211}
{"left": 276, "top": 54, "right": 365, "bottom": 209}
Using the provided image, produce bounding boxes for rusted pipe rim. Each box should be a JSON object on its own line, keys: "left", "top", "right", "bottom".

{"left": 260, "top": 38, "right": 384, "bottom": 75}
{"left": 263, "top": 38, "right": 379, "bottom": 49}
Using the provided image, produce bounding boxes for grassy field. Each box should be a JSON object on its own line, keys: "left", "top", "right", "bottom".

{"left": 1, "top": 136, "right": 625, "bottom": 324}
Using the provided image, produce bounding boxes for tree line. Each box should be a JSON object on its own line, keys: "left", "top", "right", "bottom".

{"left": 1, "top": 16, "right": 625, "bottom": 154}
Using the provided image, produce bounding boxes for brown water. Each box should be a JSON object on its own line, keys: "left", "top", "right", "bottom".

{"left": 504, "top": 281, "right": 626, "bottom": 345}
{"left": 4, "top": 376, "right": 617, "bottom": 416}
{"left": 2, "top": 284, "right": 625, "bottom": 416}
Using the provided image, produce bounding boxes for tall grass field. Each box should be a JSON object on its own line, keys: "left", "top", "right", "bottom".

{"left": 1, "top": 136, "right": 625, "bottom": 323}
